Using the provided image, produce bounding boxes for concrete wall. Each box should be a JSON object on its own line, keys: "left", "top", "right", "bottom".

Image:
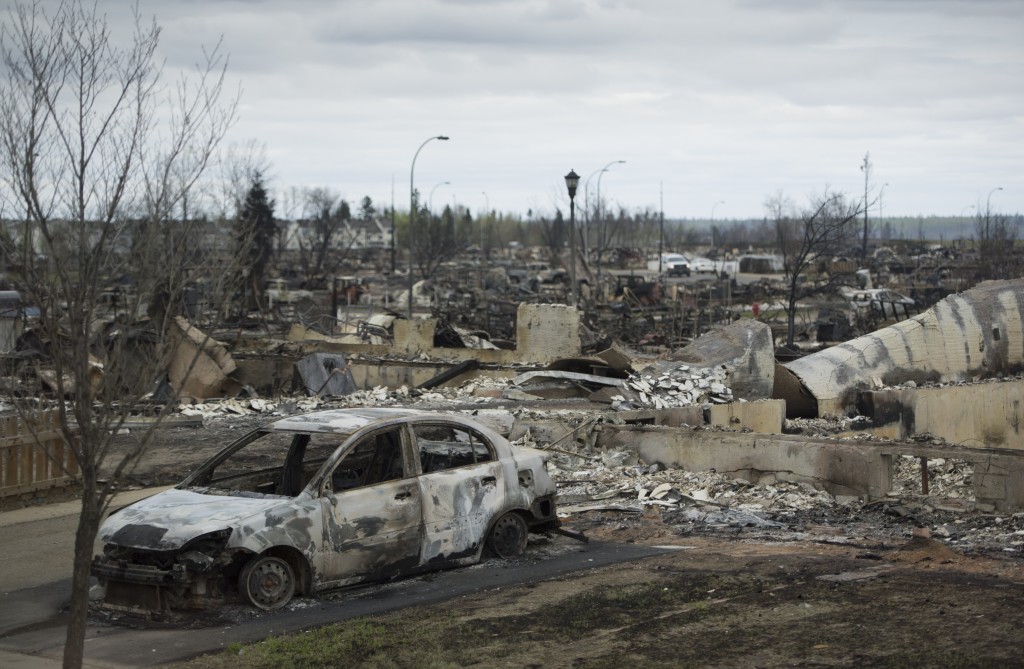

{"left": 595, "top": 425, "right": 1024, "bottom": 512}
{"left": 856, "top": 379, "right": 1024, "bottom": 450}
{"left": 974, "top": 455, "right": 1024, "bottom": 512}
{"left": 709, "top": 401, "right": 785, "bottom": 434}
{"left": 514, "top": 303, "right": 582, "bottom": 364}
{"left": 382, "top": 303, "right": 581, "bottom": 365}
{"left": 235, "top": 354, "right": 521, "bottom": 395}
{"left": 235, "top": 303, "right": 582, "bottom": 393}
{"left": 597, "top": 426, "right": 893, "bottom": 499}
{"left": 291, "top": 303, "right": 581, "bottom": 367}
{"left": 612, "top": 401, "right": 785, "bottom": 434}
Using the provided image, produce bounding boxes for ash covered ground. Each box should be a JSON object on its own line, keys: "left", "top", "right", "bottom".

{"left": 101, "top": 377, "right": 1024, "bottom": 564}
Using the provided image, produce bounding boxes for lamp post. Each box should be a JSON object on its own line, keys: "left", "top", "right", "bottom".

{"left": 986, "top": 186, "right": 1003, "bottom": 215}
{"left": 584, "top": 160, "right": 625, "bottom": 264}
{"left": 428, "top": 181, "right": 450, "bottom": 212}
{"left": 479, "top": 191, "right": 489, "bottom": 290}
{"left": 480, "top": 191, "right": 489, "bottom": 259}
{"left": 658, "top": 182, "right": 664, "bottom": 276}
{"left": 408, "top": 135, "right": 449, "bottom": 319}
{"left": 565, "top": 170, "right": 580, "bottom": 307}
{"left": 959, "top": 204, "right": 975, "bottom": 242}
{"left": 595, "top": 160, "right": 625, "bottom": 272}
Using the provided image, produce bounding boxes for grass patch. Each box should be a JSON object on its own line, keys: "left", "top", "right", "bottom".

{"left": 183, "top": 618, "right": 462, "bottom": 669}
{"left": 175, "top": 574, "right": 747, "bottom": 669}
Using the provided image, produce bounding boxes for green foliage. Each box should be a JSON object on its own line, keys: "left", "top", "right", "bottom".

{"left": 358, "top": 196, "right": 376, "bottom": 221}
{"left": 235, "top": 171, "right": 277, "bottom": 296}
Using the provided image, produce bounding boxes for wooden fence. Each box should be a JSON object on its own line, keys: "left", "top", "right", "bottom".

{"left": 0, "top": 410, "right": 78, "bottom": 498}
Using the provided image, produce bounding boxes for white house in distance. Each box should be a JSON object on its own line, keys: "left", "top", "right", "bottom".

{"left": 343, "top": 219, "right": 393, "bottom": 250}
{"left": 278, "top": 218, "right": 394, "bottom": 252}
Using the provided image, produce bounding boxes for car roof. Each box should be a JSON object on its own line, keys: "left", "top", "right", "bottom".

{"left": 265, "top": 408, "right": 430, "bottom": 434}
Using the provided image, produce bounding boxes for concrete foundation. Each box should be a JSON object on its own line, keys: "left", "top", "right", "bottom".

{"left": 597, "top": 426, "right": 893, "bottom": 500}
{"left": 235, "top": 303, "right": 582, "bottom": 394}
{"left": 858, "top": 380, "right": 1024, "bottom": 450}
{"left": 595, "top": 425, "right": 1024, "bottom": 512}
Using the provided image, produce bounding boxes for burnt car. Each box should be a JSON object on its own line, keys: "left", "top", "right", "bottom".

{"left": 92, "top": 408, "right": 558, "bottom": 613}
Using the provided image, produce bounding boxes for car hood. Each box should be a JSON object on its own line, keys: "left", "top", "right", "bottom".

{"left": 98, "top": 488, "right": 295, "bottom": 551}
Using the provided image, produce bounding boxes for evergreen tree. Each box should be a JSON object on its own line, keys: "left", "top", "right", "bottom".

{"left": 236, "top": 172, "right": 277, "bottom": 308}
{"left": 359, "top": 196, "right": 376, "bottom": 221}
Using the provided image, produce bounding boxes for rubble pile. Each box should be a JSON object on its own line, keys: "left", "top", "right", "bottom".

{"left": 943, "top": 513, "right": 1024, "bottom": 553}
{"left": 783, "top": 414, "right": 880, "bottom": 438}
{"left": 541, "top": 443, "right": 1024, "bottom": 553}
{"left": 178, "top": 397, "right": 324, "bottom": 417}
{"left": 891, "top": 455, "right": 974, "bottom": 498}
{"left": 612, "top": 365, "right": 734, "bottom": 409}
{"left": 549, "top": 453, "right": 838, "bottom": 516}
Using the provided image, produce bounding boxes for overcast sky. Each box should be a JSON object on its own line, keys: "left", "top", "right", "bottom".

{"left": 89, "top": 1, "right": 1024, "bottom": 219}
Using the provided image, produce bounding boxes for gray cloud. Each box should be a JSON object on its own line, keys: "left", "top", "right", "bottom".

{"left": 11, "top": 0, "right": 1019, "bottom": 217}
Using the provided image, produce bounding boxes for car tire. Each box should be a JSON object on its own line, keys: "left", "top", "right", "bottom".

{"left": 487, "top": 512, "right": 528, "bottom": 559}
{"left": 239, "top": 555, "right": 295, "bottom": 610}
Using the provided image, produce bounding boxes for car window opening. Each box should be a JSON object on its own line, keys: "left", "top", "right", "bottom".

{"left": 415, "top": 424, "right": 495, "bottom": 473}
{"left": 329, "top": 428, "right": 405, "bottom": 492}
{"left": 192, "top": 431, "right": 343, "bottom": 498}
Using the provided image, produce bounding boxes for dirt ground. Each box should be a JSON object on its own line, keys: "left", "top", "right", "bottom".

{"left": 86, "top": 415, "right": 1024, "bottom": 667}
{"left": 168, "top": 523, "right": 1024, "bottom": 669}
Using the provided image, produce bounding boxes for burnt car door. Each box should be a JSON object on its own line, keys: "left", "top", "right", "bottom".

{"left": 316, "top": 426, "right": 423, "bottom": 587}
{"left": 413, "top": 421, "right": 505, "bottom": 564}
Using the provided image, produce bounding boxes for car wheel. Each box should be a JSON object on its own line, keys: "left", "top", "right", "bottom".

{"left": 239, "top": 556, "right": 295, "bottom": 610}
{"left": 487, "top": 512, "right": 528, "bottom": 559}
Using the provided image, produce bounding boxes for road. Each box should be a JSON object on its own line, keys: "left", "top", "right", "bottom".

{"left": 0, "top": 492, "right": 670, "bottom": 668}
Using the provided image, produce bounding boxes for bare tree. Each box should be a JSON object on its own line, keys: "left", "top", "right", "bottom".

{"left": 662, "top": 219, "right": 700, "bottom": 249}
{"left": 216, "top": 139, "right": 270, "bottom": 220}
{"left": 590, "top": 198, "right": 626, "bottom": 278}
{"left": 768, "top": 189, "right": 862, "bottom": 347}
{"left": 974, "top": 206, "right": 1020, "bottom": 280}
{"left": 0, "top": 2, "right": 237, "bottom": 667}
{"left": 411, "top": 199, "right": 460, "bottom": 281}
{"left": 537, "top": 209, "right": 566, "bottom": 267}
{"left": 294, "top": 187, "right": 351, "bottom": 282}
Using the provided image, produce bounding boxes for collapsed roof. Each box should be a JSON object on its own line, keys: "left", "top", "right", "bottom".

{"left": 776, "top": 279, "right": 1024, "bottom": 417}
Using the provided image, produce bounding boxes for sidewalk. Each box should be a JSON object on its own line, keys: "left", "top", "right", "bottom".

{"left": 0, "top": 487, "right": 172, "bottom": 528}
{"left": 0, "top": 487, "right": 171, "bottom": 669}
{"left": 0, "top": 648, "right": 126, "bottom": 669}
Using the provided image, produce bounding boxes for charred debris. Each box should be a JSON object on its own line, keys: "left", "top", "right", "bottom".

{"left": 3, "top": 243, "right": 1024, "bottom": 560}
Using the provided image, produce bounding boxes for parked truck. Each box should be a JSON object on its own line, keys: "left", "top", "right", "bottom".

{"left": 646, "top": 253, "right": 691, "bottom": 277}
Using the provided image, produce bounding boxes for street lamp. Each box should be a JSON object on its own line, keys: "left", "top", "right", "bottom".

{"left": 594, "top": 160, "right": 625, "bottom": 270}
{"left": 711, "top": 200, "right": 724, "bottom": 222}
{"left": 584, "top": 160, "right": 625, "bottom": 263}
{"left": 408, "top": 134, "right": 449, "bottom": 319}
{"left": 480, "top": 191, "right": 489, "bottom": 258}
{"left": 565, "top": 169, "right": 580, "bottom": 307}
{"left": 986, "top": 186, "right": 1004, "bottom": 215}
{"left": 959, "top": 204, "right": 975, "bottom": 242}
{"left": 479, "top": 191, "right": 489, "bottom": 289}
{"left": 428, "top": 181, "right": 450, "bottom": 211}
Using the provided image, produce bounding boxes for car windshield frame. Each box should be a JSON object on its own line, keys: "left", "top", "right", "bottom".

{"left": 178, "top": 426, "right": 359, "bottom": 496}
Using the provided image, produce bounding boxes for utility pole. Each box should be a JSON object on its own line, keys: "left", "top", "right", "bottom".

{"left": 658, "top": 182, "right": 664, "bottom": 275}
{"left": 860, "top": 152, "right": 872, "bottom": 259}
{"left": 390, "top": 175, "right": 396, "bottom": 274}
